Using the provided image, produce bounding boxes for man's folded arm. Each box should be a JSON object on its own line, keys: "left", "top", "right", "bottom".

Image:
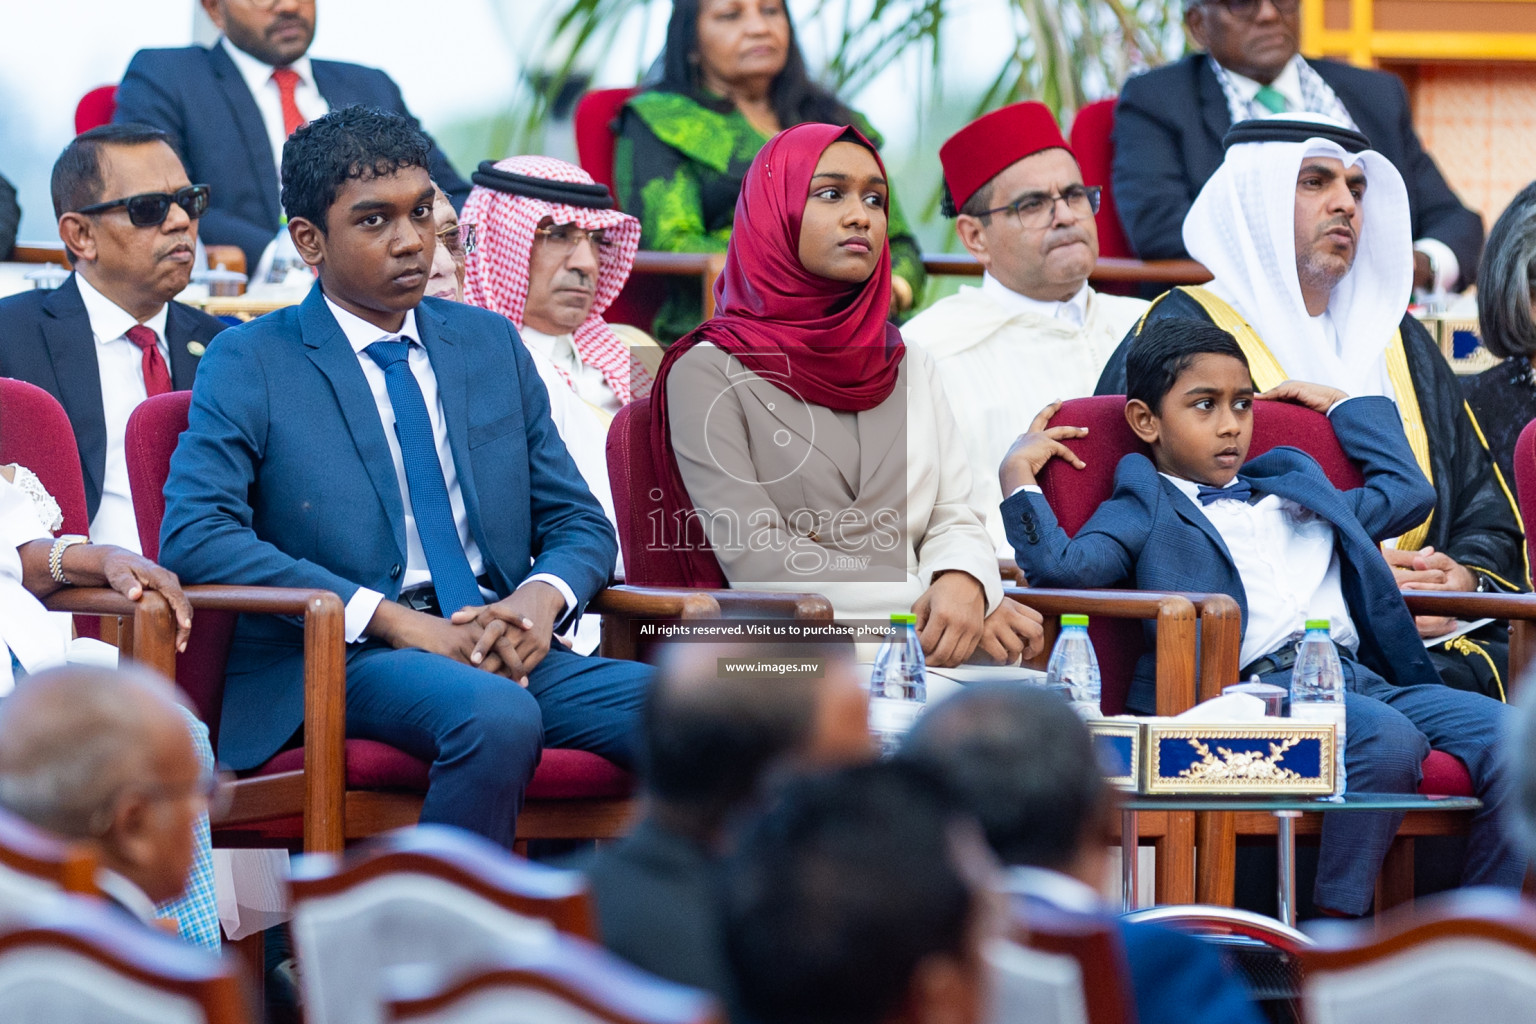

{"left": 1327, "top": 396, "right": 1436, "bottom": 540}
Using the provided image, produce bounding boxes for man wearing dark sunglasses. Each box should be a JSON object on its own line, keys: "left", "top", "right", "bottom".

{"left": 0, "top": 124, "right": 226, "bottom": 554}
{"left": 114, "top": 0, "right": 470, "bottom": 275}
{"left": 1110, "top": 0, "right": 1481, "bottom": 295}
{"left": 903, "top": 102, "right": 1149, "bottom": 558}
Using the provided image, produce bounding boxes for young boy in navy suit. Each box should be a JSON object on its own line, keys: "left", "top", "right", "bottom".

{"left": 998, "top": 317, "right": 1522, "bottom": 916}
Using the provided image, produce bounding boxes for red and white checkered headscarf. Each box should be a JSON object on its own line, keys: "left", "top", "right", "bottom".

{"left": 462, "top": 156, "right": 651, "bottom": 403}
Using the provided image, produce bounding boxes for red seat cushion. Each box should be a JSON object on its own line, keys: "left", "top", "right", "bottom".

{"left": 1419, "top": 750, "right": 1474, "bottom": 797}
{"left": 253, "top": 742, "right": 633, "bottom": 800}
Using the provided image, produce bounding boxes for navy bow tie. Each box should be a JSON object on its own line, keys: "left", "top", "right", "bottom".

{"left": 1196, "top": 479, "right": 1253, "bottom": 506}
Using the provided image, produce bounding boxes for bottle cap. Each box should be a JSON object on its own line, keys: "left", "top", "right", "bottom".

{"left": 1304, "top": 619, "right": 1331, "bottom": 631}
{"left": 890, "top": 613, "right": 917, "bottom": 626}
{"left": 1061, "top": 614, "right": 1089, "bottom": 627}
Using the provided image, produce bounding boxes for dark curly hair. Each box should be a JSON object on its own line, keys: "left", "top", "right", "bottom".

{"left": 280, "top": 105, "right": 431, "bottom": 231}
{"left": 1127, "top": 316, "right": 1251, "bottom": 414}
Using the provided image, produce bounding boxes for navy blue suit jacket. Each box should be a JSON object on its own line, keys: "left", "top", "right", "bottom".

{"left": 1111, "top": 54, "right": 1483, "bottom": 288}
{"left": 1004, "top": 397, "right": 1439, "bottom": 713}
{"left": 113, "top": 44, "right": 472, "bottom": 272}
{"left": 158, "top": 285, "right": 617, "bottom": 768}
{"left": 0, "top": 274, "right": 223, "bottom": 520}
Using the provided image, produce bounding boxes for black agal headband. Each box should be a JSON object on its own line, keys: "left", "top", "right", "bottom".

{"left": 1223, "top": 118, "right": 1372, "bottom": 153}
{"left": 471, "top": 162, "right": 615, "bottom": 209}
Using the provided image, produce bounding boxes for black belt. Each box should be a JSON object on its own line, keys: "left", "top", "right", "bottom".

{"left": 395, "top": 575, "right": 493, "bottom": 617}
{"left": 1239, "top": 637, "right": 1350, "bottom": 680}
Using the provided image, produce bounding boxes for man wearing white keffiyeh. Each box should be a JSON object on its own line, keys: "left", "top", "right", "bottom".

{"left": 1112, "top": 0, "right": 1482, "bottom": 295}
{"left": 1099, "top": 114, "right": 1527, "bottom": 694}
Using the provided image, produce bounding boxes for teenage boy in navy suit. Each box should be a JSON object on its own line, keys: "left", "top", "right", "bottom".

{"left": 998, "top": 316, "right": 1522, "bottom": 916}
{"left": 159, "top": 107, "right": 648, "bottom": 848}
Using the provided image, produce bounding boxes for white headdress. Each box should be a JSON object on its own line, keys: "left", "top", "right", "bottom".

{"left": 1181, "top": 112, "right": 1414, "bottom": 396}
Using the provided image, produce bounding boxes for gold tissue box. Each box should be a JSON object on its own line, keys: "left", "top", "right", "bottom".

{"left": 1091, "top": 719, "right": 1337, "bottom": 795}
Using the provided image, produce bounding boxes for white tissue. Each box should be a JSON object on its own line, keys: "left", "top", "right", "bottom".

{"left": 1173, "top": 692, "right": 1267, "bottom": 722}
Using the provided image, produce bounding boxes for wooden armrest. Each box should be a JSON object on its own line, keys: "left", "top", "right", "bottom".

{"left": 589, "top": 586, "right": 721, "bottom": 620}
{"left": 1004, "top": 587, "right": 1200, "bottom": 716}
{"left": 1403, "top": 591, "right": 1536, "bottom": 697}
{"left": 1088, "top": 258, "right": 1211, "bottom": 285}
{"left": 10, "top": 242, "right": 70, "bottom": 266}
{"left": 175, "top": 585, "right": 346, "bottom": 851}
{"left": 1401, "top": 591, "right": 1536, "bottom": 621}
{"left": 919, "top": 252, "right": 1210, "bottom": 287}
{"left": 43, "top": 587, "right": 177, "bottom": 668}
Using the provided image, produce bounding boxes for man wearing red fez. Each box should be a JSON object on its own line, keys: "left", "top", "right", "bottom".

{"left": 904, "top": 102, "right": 1147, "bottom": 557}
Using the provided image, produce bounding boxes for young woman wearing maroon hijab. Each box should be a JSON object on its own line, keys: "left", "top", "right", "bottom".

{"left": 650, "top": 123, "right": 1043, "bottom": 667}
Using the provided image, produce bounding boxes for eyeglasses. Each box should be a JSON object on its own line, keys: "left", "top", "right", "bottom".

{"left": 437, "top": 222, "right": 477, "bottom": 263}
{"left": 972, "top": 184, "right": 1102, "bottom": 229}
{"left": 76, "top": 184, "right": 210, "bottom": 227}
{"left": 534, "top": 224, "right": 614, "bottom": 261}
{"left": 1200, "top": 0, "right": 1300, "bottom": 19}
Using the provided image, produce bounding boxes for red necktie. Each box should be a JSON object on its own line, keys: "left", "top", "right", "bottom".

{"left": 126, "top": 325, "right": 172, "bottom": 398}
{"left": 270, "top": 67, "right": 306, "bottom": 137}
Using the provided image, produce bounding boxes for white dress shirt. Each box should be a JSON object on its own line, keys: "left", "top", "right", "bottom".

{"left": 1161, "top": 470, "right": 1358, "bottom": 670}
{"left": 979, "top": 273, "right": 1089, "bottom": 328}
{"left": 519, "top": 326, "right": 623, "bottom": 416}
{"left": 75, "top": 273, "right": 170, "bottom": 553}
{"left": 220, "top": 39, "right": 328, "bottom": 177}
{"left": 325, "top": 298, "right": 573, "bottom": 641}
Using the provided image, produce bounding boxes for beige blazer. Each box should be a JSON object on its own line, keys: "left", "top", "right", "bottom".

{"left": 666, "top": 341, "right": 1003, "bottom": 620}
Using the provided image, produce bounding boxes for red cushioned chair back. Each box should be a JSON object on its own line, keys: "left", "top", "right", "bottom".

{"left": 574, "top": 88, "right": 639, "bottom": 193}
{"left": 573, "top": 87, "right": 668, "bottom": 335}
{"left": 1514, "top": 419, "right": 1536, "bottom": 573}
{"left": 1068, "top": 98, "right": 1133, "bottom": 261}
{"left": 0, "top": 379, "right": 100, "bottom": 639}
{"left": 124, "top": 392, "right": 236, "bottom": 737}
{"left": 605, "top": 397, "right": 727, "bottom": 588}
{"left": 0, "top": 379, "right": 91, "bottom": 538}
{"left": 1035, "top": 395, "right": 1364, "bottom": 712}
{"left": 75, "top": 86, "right": 117, "bottom": 135}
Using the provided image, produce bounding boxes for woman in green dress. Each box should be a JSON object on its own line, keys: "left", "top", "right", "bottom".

{"left": 614, "top": 0, "right": 925, "bottom": 342}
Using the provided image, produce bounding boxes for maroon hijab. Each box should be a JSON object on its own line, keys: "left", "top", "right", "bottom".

{"left": 647, "top": 122, "right": 905, "bottom": 586}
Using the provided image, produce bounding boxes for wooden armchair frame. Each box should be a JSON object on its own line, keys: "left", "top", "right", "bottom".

{"left": 1006, "top": 586, "right": 1242, "bottom": 905}
{"left": 1197, "top": 589, "right": 1536, "bottom": 910}
{"left": 128, "top": 583, "right": 831, "bottom": 855}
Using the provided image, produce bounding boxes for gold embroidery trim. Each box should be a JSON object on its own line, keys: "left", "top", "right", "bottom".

{"left": 1444, "top": 635, "right": 1505, "bottom": 703}
{"left": 1461, "top": 402, "right": 1531, "bottom": 590}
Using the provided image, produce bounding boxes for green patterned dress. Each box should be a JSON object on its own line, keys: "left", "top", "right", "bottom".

{"left": 613, "top": 90, "right": 926, "bottom": 343}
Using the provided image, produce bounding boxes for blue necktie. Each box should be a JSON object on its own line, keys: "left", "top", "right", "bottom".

{"left": 1197, "top": 479, "right": 1253, "bottom": 506}
{"left": 364, "top": 339, "right": 482, "bottom": 616}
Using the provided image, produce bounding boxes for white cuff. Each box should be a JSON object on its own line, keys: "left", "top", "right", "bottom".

{"left": 1414, "top": 237, "right": 1460, "bottom": 294}
{"left": 1325, "top": 396, "right": 1358, "bottom": 415}
{"left": 346, "top": 588, "right": 385, "bottom": 643}
{"left": 1008, "top": 485, "right": 1044, "bottom": 498}
{"left": 522, "top": 573, "right": 575, "bottom": 620}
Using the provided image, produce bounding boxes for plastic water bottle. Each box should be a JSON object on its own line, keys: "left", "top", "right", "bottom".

{"left": 1290, "top": 619, "right": 1348, "bottom": 800}
{"left": 868, "top": 612, "right": 927, "bottom": 756}
{"left": 1045, "top": 614, "right": 1102, "bottom": 719}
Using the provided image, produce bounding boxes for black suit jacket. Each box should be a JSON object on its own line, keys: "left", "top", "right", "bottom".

{"left": 1111, "top": 54, "right": 1484, "bottom": 288}
{"left": 113, "top": 43, "right": 472, "bottom": 271}
{"left": 0, "top": 274, "right": 225, "bottom": 520}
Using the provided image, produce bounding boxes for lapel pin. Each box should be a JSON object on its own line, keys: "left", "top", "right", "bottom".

{"left": 187, "top": 341, "right": 207, "bottom": 357}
